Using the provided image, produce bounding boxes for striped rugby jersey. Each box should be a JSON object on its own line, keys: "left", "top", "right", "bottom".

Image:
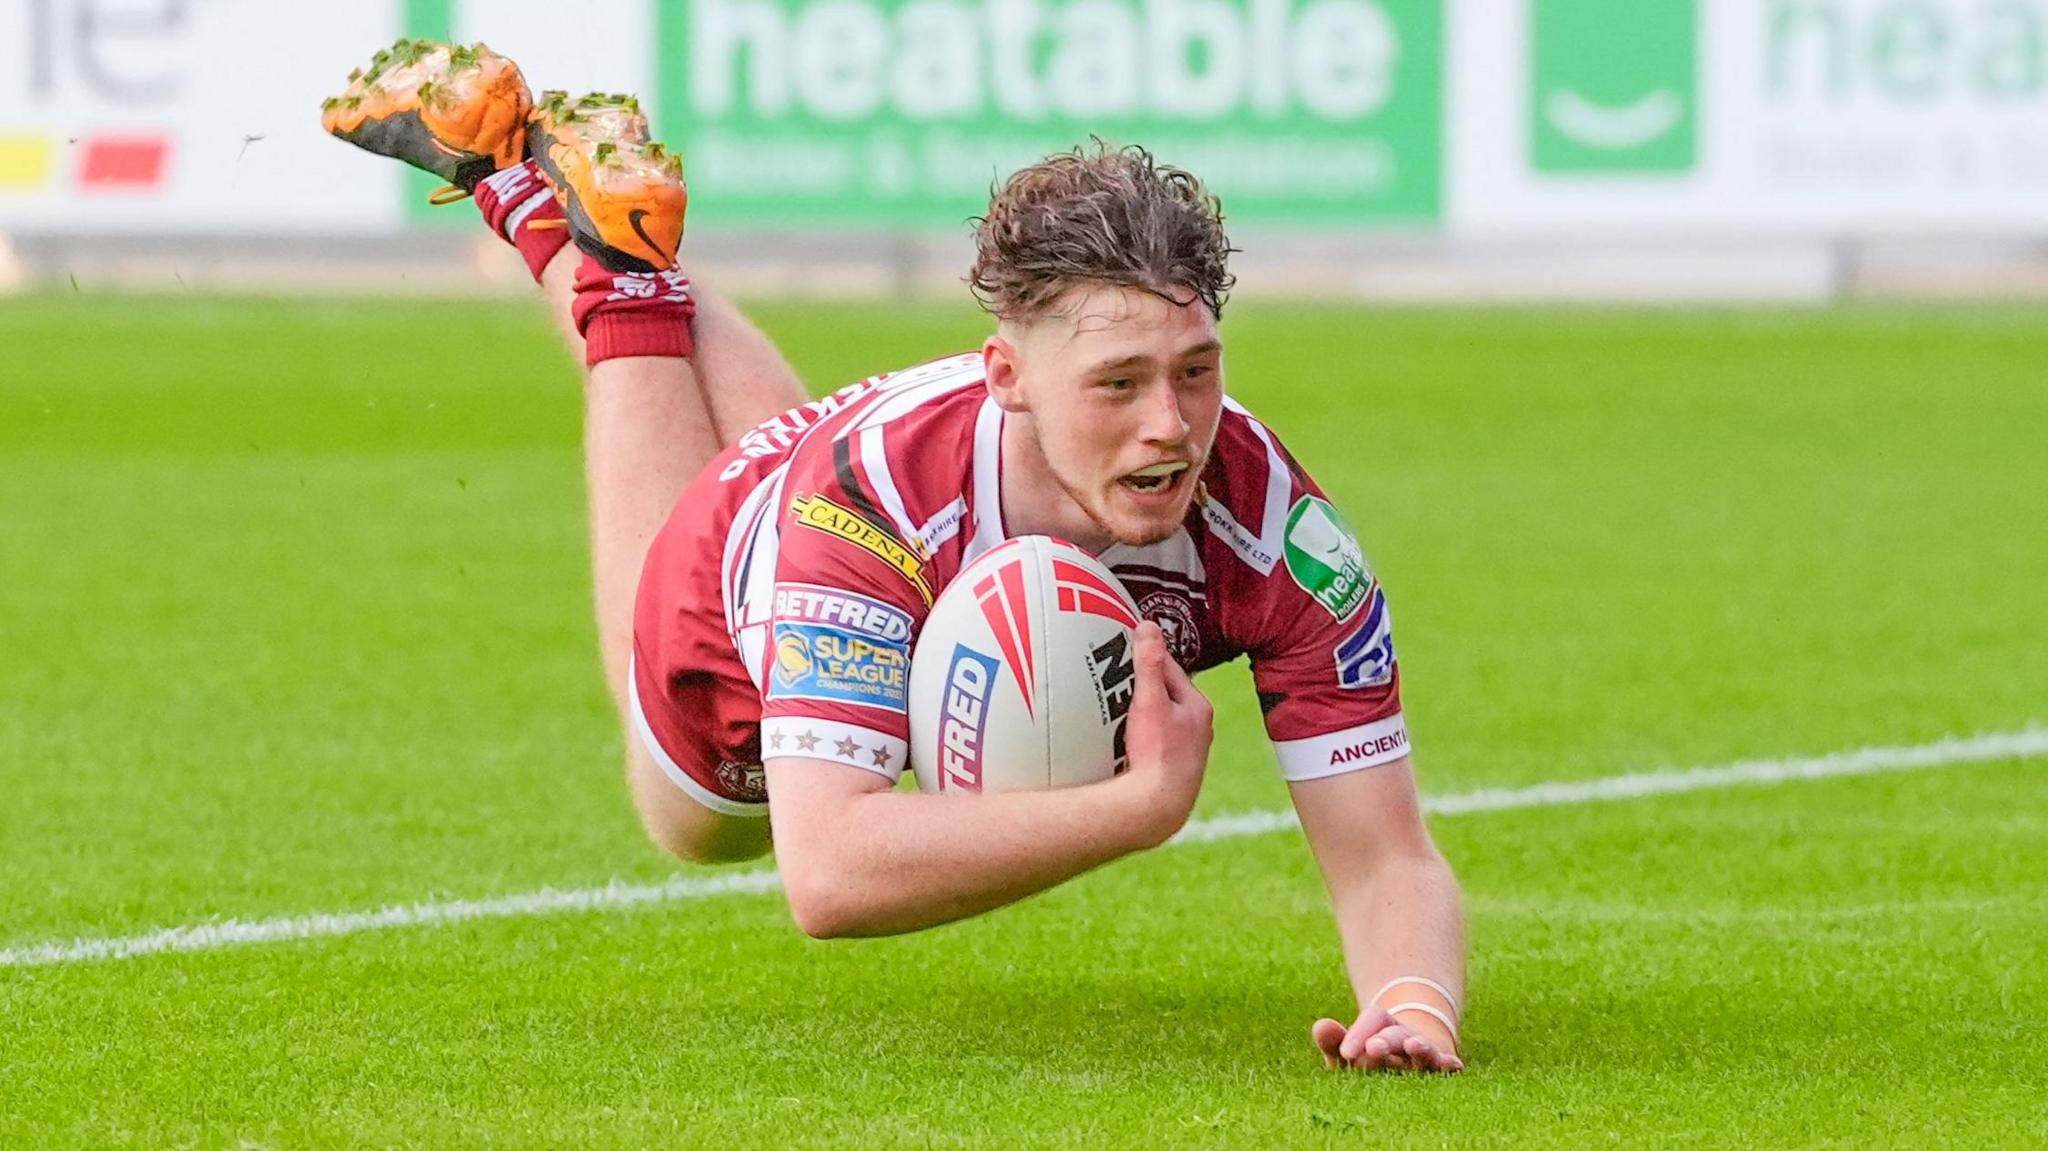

{"left": 646, "top": 351, "right": 1405, "bottom": 790}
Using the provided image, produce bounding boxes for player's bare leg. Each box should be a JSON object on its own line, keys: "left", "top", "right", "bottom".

{"left": 519, "top": 249, "right": 779, "bottom": 863}
{"left": 519, "top": 94, "right": 813, "bottom": 862}
{"left": 324, "top": 51, "right": 799, "bottom": 862}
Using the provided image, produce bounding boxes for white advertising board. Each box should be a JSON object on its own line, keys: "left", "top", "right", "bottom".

{"left": 3, "top": 0, "right": 2045, "bottom": 237}
{"left": 0, "top": 0, "right": 404, "bottom": 232}
{"left": 1452, "top": 0, "right": 2048, "bottom": 234}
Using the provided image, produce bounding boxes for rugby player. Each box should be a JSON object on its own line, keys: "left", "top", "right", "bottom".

{"left": 324, "top": 39, "right": 1468, "bottom": 1074}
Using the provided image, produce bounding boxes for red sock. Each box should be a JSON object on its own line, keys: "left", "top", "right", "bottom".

{"left": 571, "top": 254, "right": 696, "bottom": 367}
{"left": 474, "top": 161, "right": 570, "bottom": 282}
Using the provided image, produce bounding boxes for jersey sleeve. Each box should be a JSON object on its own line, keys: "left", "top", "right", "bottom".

{"left": 755, "top": 435, "right": 934, "bottom": 782}
{"left": 1233, "top": 432, "right": 1408, "bottom": 782}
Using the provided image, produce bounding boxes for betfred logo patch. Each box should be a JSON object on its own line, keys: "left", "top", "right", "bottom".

{"left": 772, "top": 583, "right": 913, "bottom": 644}
{"left": 768, "top": 622, "right": 910, "bottom": 712}
{"left": 938, "top": 645, "right": 1000, "bottom": 791}
{"left": 1283, "top": 495, "right": 1370, "bottom": 620}
{"left": 1333, "top": 586, "right": 1396, "bottom": 689}
{"left": 788, "top": 493, "right": 933, "bottom": 604}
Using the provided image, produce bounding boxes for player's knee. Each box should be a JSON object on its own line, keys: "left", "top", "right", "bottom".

{"left": 625, "top": 747, "right": 771, "bottom": 864}
{"left": 638, "top": 803, "right": 769, "bottom": 865}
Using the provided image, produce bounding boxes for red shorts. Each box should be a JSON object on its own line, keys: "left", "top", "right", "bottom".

{"left": 628, "top": 451, "right": 771, "bottom": 817}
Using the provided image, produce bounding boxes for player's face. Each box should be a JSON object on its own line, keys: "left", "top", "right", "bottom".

{"left": 1008, "top": 285, "right": 1224, "bottom": 548}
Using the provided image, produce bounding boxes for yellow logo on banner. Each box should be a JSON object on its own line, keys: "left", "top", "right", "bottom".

{"left": 0, "top": 137, "right": 54, "bottom": 189}
{"left": 789, "top": 494, "right": 933, "bottom": 604}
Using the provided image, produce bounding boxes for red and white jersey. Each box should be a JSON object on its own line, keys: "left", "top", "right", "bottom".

{"left": 633, "top": 352, "right": 1405, "bottom": 804}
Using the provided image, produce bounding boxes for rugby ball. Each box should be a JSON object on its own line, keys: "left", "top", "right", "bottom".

{"left": 908, "top": 537, "right": 1141, "bottom": 793}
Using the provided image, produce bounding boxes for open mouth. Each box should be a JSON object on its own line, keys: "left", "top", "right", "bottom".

{"left": 1118, "top": 461, "right": 1191, "bottom": 498}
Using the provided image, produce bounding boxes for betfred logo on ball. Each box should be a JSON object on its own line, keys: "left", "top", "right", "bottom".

{"left": 936, "top": 645, "right": 999, "bottom": 791}
{"left": 909, "top": 537, "right": 1140, "bottom": 794}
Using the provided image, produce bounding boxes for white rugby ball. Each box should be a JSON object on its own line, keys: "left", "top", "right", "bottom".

{"left": 908, "top": 536, "right": 1141, "bottom": 794}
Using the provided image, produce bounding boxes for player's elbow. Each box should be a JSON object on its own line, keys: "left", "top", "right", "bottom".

{"left": 780, "top": 868, "right": 864, "bottom": 939}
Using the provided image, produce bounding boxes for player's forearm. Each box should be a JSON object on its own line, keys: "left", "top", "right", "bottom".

{"left": 1331, "top": 851, "right": 1467, "bottom": 1034}
{"left": 779, "top": 775, "right": 1161, "bottom": 938}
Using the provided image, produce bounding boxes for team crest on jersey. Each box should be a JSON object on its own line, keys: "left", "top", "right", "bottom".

{"left": 714, "top": 760, "right": 768, "bottom": 802}
{"left": 769, "top": 621, "right": 910, "bottom": 712}
{"left": 1333, "top": 585, "right": 1396, "bottom": 689}
{"left": 1137, "top": 589, "right": 1202, "bottom": 665}
{"left": 1283, "top": 496, "right": 1370, "bottom": 620}
{"left": 788, "top": 493, "right": 934, "bottom": 604}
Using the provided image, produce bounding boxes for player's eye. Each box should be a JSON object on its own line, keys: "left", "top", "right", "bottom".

{"left": 1182, "top": 364, "right": 1213, "bottom": 381}
{"left": 1102, "top": 377, "right": 1136, "bottom": 393}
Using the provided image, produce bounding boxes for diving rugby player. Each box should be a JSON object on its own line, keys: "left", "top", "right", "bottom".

{"left": 323, "top": 39, "right": 1468, "bottom": 1073}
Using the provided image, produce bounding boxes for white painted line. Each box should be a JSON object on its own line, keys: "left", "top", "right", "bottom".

{"left": 0, "top": 871, "right": 784, "bottom": 971}
{"left": 1170, "top": 726, "right": 2048, "bottom": 843}
{"left": 3, "top": 727, "right": 2042, "bottom": 970}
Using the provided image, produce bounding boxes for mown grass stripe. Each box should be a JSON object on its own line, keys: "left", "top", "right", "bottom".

{"left": 4, "top": 727, "right": 2041, "bottom": 970}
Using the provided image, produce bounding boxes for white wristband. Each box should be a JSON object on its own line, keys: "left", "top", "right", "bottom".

{"left": 1386, "top": 1002, "right": 1460, "bottom": 1043}
{"left": 1371, "top": 975, "right": 1462, "bottom": 1021}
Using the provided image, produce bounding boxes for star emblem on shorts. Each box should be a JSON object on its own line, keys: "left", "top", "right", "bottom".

{"left": 769, "top": 730, "right": 785, "bottom": 750}
{"left": 834, "top": 736, "right": 861, "bottom": 760}
{"left": 794, "top": 730, "right": 820, "bottom": 752}
{"left": 869, "top": 744, "right": 893, "bottom": 768}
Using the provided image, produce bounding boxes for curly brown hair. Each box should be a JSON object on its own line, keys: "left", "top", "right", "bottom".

{"left": 969, "top": 142, "right": 1236, "bottom": 324}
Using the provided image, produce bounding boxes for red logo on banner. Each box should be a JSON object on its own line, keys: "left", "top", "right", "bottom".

{"left": 80, "top": 137, "right": 169, "bottom": 188}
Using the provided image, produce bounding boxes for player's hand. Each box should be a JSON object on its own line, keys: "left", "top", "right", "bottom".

{"left": 1119, "top": 620, "right": 1213, "bottom": 846}
{"left": 1312, "top": 1007, "right": 1464, "bottom": 1074}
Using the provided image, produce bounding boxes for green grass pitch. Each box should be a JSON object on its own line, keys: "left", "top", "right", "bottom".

{"left": 2, "top": 293, "right": 2044, "bottom": 1148}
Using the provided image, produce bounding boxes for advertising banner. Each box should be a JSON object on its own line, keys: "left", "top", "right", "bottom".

{"left": 654, "top": 0, "right": 1444, "bottom": 227}
{"left": 2, "top": 0, "right": 2044, "bottom": 237}
{"left": 0, "top": 0, "right": 402, "bottom": 233}
{"left": 1452, "top": 0, "right": 2048, "bottom": 233}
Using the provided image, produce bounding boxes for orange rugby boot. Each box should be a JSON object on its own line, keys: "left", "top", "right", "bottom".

{"left": 526, "top": 91, "right": 689, "bottom": 273}
{"left": 321, "top": 39, "right": 532, "bottom": 199}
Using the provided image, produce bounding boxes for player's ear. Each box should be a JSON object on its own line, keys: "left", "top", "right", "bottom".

{"left": 982, "top": 332, "right": 1031, "bottom": 413}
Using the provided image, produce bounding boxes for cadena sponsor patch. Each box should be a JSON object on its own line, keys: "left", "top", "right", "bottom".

{"left": 769, "top": 622, "right": 910, "bottom": 712}
{"left": 788, "top": 493, "right": 933, "bottom": 604}
{"left": 1333, "top": 585, "right": 1396, "bottom": 689}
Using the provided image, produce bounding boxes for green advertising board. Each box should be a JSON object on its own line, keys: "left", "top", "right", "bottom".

{"left": 1529, "top": 0, "right": 1697, "bottom": 174}
{"left": 653, "top": 0, "right": 1442, "bottom": 227}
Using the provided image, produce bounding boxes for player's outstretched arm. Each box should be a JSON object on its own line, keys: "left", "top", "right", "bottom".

{"left": 1293, "top": 760, "right": 1468, "bottom": 1072}
{"left": 766, "top": 622, "right": 1210, "bottom": 938}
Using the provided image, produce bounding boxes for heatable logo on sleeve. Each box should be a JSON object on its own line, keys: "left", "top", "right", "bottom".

{"left": 1282, "top": 496, "right": 1370, "bottom": 621}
